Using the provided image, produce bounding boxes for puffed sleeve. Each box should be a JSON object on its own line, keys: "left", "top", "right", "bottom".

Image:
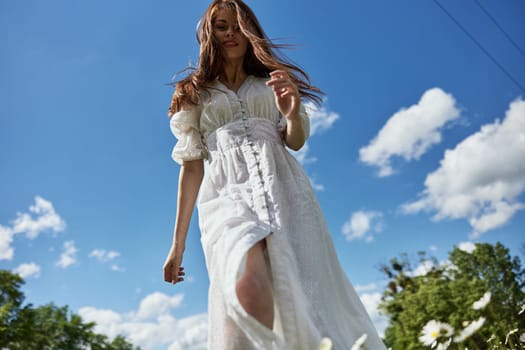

{"left": 169, "top": 106, "right": 208, "bottom": 164}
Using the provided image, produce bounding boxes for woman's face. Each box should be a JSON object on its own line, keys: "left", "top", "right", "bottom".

{"left": 212, "top": 9, "right": 248, "bottom": 63}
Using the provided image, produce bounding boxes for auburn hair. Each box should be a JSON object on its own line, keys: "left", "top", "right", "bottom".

{"left": 168, "top": 0, "right": 323, "bottom": 117}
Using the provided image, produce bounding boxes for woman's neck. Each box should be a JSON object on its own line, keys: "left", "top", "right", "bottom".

{"left": 219, "top": 61, "right": 247, "bottom": 89}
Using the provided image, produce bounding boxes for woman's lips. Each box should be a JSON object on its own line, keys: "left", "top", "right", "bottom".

{"left": 223, "top": 41, "right": 238, "bottom": 48}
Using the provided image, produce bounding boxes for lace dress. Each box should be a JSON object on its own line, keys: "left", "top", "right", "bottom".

{"left": 170, "top": 75, "right": 387, "bottom": 350}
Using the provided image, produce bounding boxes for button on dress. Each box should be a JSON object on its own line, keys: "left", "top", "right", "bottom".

{"left": 170, "top": 75, "right": 387, "bottom": 350}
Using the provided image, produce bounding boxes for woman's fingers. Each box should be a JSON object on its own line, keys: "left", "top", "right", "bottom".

{"left": 267, "top": 80, "right": 297, "bottom": 98}
{"left": 164, "top": 259, "right": 185, "bottom": 284}
{"left": 267, "top": 69, "right": 300, "bottom": 117}
{"left": 172, "top": 265, "right": 184, "bottom": 284}
{"left": 267, "top": 70, "right": 291, "bottom": 85}
{"left": 266, "top": 71, "right": 298, "bottom": 96}
{"left": 266, "top": 77, "right": 292, "bottom": 87}
{"left": 269, "top": 69, "right": 289, "bottom": 79}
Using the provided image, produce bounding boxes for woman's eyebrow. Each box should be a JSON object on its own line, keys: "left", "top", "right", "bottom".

{"left": 214, "top": 19, "right": 228, "bottom": 24}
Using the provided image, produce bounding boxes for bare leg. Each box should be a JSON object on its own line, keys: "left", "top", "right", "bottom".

{"left": 236, "top": 239, "right": 274, "bottom": 329}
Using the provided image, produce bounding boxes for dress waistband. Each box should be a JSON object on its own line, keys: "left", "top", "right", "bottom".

{"left": 206, "top": 117, "right": 284, "bottom": 153}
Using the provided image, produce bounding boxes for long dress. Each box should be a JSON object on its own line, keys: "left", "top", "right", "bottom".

{"left": 170, "top": 75, "right": 387, "bottom": 350}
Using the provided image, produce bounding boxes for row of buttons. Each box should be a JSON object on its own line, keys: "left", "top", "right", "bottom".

{"left": 237, "top": 98, "right": 274, "bottom": 224}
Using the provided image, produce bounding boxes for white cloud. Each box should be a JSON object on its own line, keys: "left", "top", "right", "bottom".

{"left": 359, "top": 292, "right": 389, "bottom": 337}
{"left": 89, "top": 249, "right": 120, "bottom": 262}
{"left": 136, "top": 292, "right": 184, "bottom": 320}
{"left": 342, "top": 210, "right": 383, "bottom": 242}
{"left": 401, "top": 98, "right": 525, "bottom": 237}
{"left": 13, "top": 262, "right": 41, "bottom": 279}
{"left": 111, "top": 264, "right": 125, "bottom": 272}
{"left": 89, "top": 249, "right": 124, "bottom": 271}
{"left": 410, "top": 259, "right": 457, "bottom": 278}
{"left": 355, "top": 283, "right": 378, "bottom": 293}
{"left": 0, "top": 225, "right": 14, "bottom": 260}
{"left": 411, "top": 260, "right": 435, "bottom": 277}
{"left": 306, "top": 101, "right": 340, "bottom": 136}
{"left": 458, "top": 241, "right": 476, "bottom": 253}
{"left": 11, "top": 196, "right": 66, "bottom": 239}
{"left": 360, "top": 88, "right": 460, "bottom": 176}
{"left": 56, "top": 241, "right": 78, "bottom": 268}
{"left": 0, "top": 196, "right": 66, "bottom": 261}
{"left": 79, "top": 292, "right": 208, "bottom": 350}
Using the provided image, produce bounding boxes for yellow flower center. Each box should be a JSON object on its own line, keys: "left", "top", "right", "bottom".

{"left": 431, "top": 331, "right": 438, "bottom": 339}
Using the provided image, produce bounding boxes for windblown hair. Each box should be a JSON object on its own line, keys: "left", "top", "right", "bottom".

{"left": 168, "top": 0, "right": 323, "bottom": 117}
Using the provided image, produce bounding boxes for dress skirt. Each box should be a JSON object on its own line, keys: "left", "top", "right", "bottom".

{"left": 196, "top": 116, "right": 387, "bottom": 350}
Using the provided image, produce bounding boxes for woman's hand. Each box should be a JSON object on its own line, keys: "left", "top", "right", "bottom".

{"left": 163, "top": 245, "right": 185, "bottom": 284}
{"left": 266, "top": 70, "right": 301, "bottom": 120}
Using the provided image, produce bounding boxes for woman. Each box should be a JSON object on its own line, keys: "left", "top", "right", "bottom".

{"left": 163, "top": 1, "right": 387, "bottom": 349}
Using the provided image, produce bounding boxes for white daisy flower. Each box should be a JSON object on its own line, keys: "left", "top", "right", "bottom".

{"left": 420, "top": 320, "right": 441, "bottom": 346}
{"left": 419, "top": 320, "right": 454, "bottom": 346}
{"left": 351, "top": 334, "right": 368, "bottom": 350}
{"left": 472, "top": 291, "right": 491, "bottom": 310}
{"left": 454, "top": 317, "right": 486, "bottom": 343}
{"left": 520, "top": 332, "right": 525, "bottom": 343}
{"left": 319, "top": 337, "right": 332, "bottom": 350}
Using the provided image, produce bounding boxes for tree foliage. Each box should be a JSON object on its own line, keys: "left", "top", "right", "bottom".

{"left": 0, "top": 270, "right": 139, "bottom": 350}
{"left": 379, "top": 242, "right": 525, "bottom": 349}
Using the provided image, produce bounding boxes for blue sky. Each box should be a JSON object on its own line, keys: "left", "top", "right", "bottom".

{"left": 1, "top": 0, "right": 524, "bottom": 349}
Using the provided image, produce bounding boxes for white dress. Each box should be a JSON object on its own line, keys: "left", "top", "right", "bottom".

{"left": 170, "top": 75, "right": 387, "bottom": 350}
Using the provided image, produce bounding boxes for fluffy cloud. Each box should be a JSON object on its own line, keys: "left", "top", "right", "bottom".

{"left": 13, "top": 262, "right": 41, "bottom": 279}
{"left": 56, "top": 241, "right": 78, "bottom": 268}
{"left": 411, "top": 260, "right": 436, "bottom": 277}
{"left": 359, "top": 292, "right": 389, "bottom": 337}
{"left": 458, "top": 241, "right": 476, "bottom": 253}
{"left": 89, "top": 249, "right": 120, "bottom": 262}
{"left": 401, "top": 98, "right": 525, "bottom": 238}
{"left": 136, "top": 292, "right": 184, "bottom": 320}
{"left": 0, "top": 196, "right": 66, "bottom": 260}
{"left": 11, "top": 196, "right": 66, "bottom": 239}
{"left": 360, "top": 88, "right": 460, "bottom": 176}
{"left": 342, "top": 210, "right": 383, "bottom": 242}
{"left": 409, "top": 259, "right": 458, "bottom": 279}
{"left": 0, "top": 225, "right": 14, "bottom": 260}
{"left": 306, "top": 101, "right": 340, "bottom": 136}
{"left": 89, "top": 249, "right": 124, "bottom": 271}
{"left": 79, "top": 292, "right": 207, "bottom": 350}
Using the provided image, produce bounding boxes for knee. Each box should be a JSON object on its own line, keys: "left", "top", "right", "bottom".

{"left": 236, "top": 273, "right": 266, "bottom": 308}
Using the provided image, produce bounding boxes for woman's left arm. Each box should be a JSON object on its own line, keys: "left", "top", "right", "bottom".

{"left": 266, "top": 70, "right": 307, "bottom": 151}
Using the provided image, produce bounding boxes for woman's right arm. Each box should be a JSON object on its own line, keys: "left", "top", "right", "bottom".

{"left": 163, "top": 159, "right": 204, "bottom": 284}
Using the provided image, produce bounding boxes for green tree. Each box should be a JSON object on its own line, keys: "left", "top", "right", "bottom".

{"left": 0, "top": 270, "right": 140, "bottom": 350}
{"left": 379, "top": 242, "right": 525, "bottom": 349}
